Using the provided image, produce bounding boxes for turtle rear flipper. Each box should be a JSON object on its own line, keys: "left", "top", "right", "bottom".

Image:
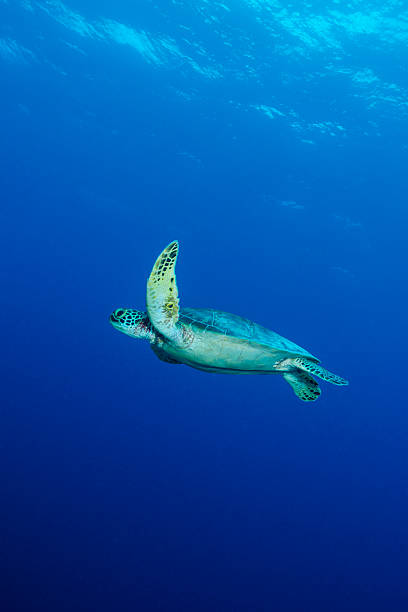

{"left": 146, "top": 241, "right": 184, "bottom": 346}
{"left": 292, "top": 357, "right": 349, "bottom": 386}
{"left": 283, "top": 370, "right": 321, "bottom": 402}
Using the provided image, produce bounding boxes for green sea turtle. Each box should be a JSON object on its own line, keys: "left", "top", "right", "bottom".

{"left": 110, "top": 241, "right": 348, "bottom": 401}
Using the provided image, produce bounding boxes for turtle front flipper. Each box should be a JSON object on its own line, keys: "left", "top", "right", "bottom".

{"left": 146, "top": 241, "right": 184, "bottom": 346}
{"left": 283, "top": 370, "right": 321, "bottom": 402}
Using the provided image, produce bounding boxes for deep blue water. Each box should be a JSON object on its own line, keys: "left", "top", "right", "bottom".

{"left": 1, "top": 1, "right": 408, "bottom": 610}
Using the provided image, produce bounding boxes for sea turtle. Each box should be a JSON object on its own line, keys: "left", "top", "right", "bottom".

{"left": 110, "top": 241, "right": 348, "bottom": 401}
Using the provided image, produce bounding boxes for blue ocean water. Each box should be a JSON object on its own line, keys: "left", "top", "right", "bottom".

{"left": 1, "top": 1, "right": 408, "bottom": 610}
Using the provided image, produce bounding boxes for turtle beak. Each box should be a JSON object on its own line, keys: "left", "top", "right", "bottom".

{"left": 110, "top": 312, "right": 121, "bottom": 327}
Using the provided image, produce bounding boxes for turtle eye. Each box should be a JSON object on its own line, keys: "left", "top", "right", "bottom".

{"left": 115, "top": 309, "right": 125, "bottom": 318}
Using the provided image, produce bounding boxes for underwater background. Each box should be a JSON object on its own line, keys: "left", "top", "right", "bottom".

{"left": 1, "top": 1, "right": 408, "bottom": 610}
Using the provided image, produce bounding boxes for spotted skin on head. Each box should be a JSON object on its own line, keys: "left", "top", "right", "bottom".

{"left": 110, "top": 308, "right": 154, "bottom": 340}
{"left": 146, "top": 241, "right": 183, "bottom": 344}
{"left": 283, "top": 370, "right": 321, "bottom": 402}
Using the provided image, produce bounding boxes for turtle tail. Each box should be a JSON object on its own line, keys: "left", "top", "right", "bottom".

{"left": 292, "top": 357, "right": 349, "bottom": 386}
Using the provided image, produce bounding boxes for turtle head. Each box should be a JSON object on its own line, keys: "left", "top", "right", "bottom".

{"left": 109, "top": 308, "right": 155, "bottom": 341}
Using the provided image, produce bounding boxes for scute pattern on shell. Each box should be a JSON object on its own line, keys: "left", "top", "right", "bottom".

{"left": 179, "top": 308, "right": 318, "bottom": 360}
